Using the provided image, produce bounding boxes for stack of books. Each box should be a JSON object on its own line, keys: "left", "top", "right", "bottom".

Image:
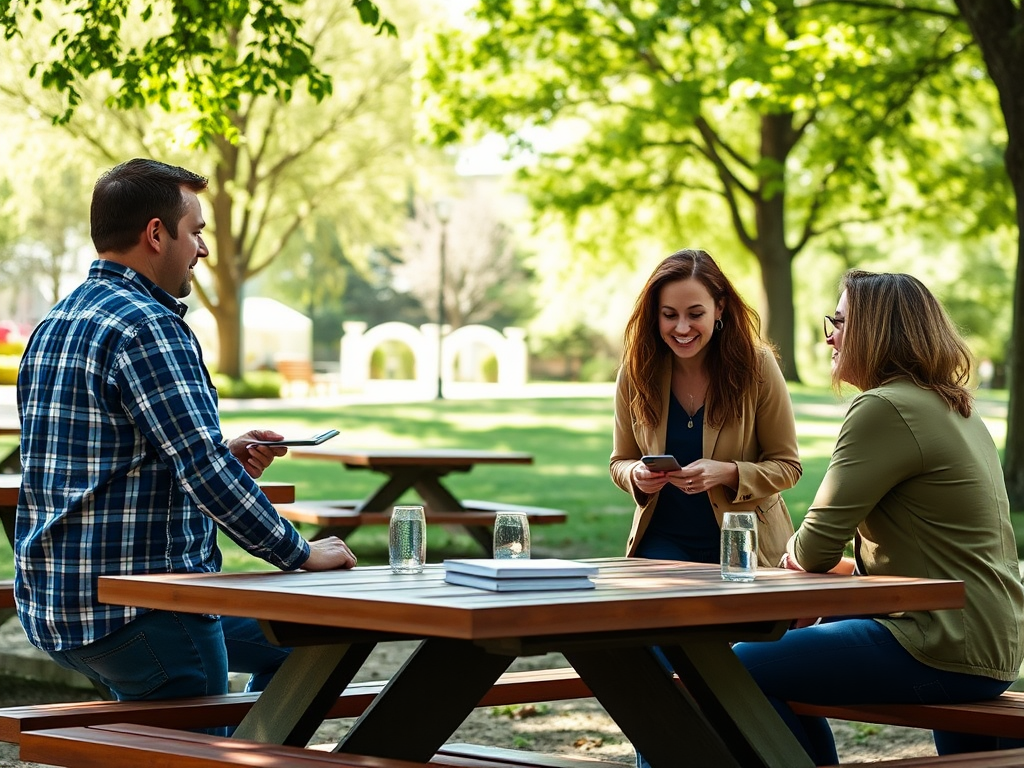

{"left": 443, "top": 558, "right": 600, "bottom": 592}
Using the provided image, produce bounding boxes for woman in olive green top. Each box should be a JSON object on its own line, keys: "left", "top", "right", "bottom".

{"left": 734, "top": 270, "right": 1024, "bottom": 765}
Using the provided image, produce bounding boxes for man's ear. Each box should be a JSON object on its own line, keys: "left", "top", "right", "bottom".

{"left": 144, "top": 218, "right": 162, "bottom": 251}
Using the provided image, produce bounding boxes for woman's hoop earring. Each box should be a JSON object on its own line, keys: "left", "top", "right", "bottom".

{"left": 715, "top": 318, "right": 724, "bottom": 330}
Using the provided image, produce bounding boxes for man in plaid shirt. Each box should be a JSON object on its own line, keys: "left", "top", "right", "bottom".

{"left": 15, "top": 158, "right": 356, "bottom": 702}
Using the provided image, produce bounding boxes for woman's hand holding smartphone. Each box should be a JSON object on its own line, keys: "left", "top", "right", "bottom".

{"left": 640, "top": 454, "right": 682, "bottom": 473}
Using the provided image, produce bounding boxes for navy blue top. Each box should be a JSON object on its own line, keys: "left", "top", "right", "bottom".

{"left": 638, "top": 394, "right": 719, "bottom": 563}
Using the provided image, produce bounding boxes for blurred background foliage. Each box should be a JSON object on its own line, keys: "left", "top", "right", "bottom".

{"left": 0, "top": 0, "right": 1016, "bottom": 395}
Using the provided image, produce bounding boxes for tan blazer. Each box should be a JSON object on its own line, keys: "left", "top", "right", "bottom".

{"left": 610, "top": 346, "right": 801, "bottom": 566}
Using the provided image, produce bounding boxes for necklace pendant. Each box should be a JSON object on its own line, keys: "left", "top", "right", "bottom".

{"left": 687, "top": 417, "right": 694, "bottom": 429}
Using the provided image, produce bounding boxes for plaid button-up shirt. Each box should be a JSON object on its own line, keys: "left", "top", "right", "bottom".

{"left": 15, "top": 260, "right": 308, "bottom": 651}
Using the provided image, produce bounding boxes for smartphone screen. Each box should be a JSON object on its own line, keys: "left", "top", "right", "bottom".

{"left": 641, "top": 454, "right": 682, "bottom": 472}
{"left": 248, "top": 429, "right": 340, "bottom": 447}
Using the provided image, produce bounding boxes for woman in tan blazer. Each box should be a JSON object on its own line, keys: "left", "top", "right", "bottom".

{"left": 610, "top": 248, "right": 801, "bottom": 567}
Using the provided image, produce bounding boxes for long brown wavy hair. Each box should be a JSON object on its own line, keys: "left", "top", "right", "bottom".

{"left": 834, "top": 270, "right": 973, "bottom": 417}
{"left": 621, "top": 248, "right": 766, "bottom": 429}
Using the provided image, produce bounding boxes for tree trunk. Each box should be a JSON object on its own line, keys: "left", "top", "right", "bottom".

{"left": 211, "top": 140, "right": 244, "bottom": 379}
{"left": 755, "top": 113, "right": 800, "bottom": 382}
{"left": 953, "top": 0, "right": 1024, "bottom": 507}
{"left": 1000, "top": 113, "right": 1024, "bottom": 506}
{"left": 213, "top": 293, "right": 243, "bottom": 379}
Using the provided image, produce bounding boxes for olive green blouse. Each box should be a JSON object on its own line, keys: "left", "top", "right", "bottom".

{"left": 791, "top": 380, "right": 1024, "bottom": 681}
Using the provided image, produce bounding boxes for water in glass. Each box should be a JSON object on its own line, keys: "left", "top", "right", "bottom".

{"left": 492, "top": 511, "right": 530, "bottom": 559}
{"left": 721, "top": 511, "right": 757, "bottom": 582}
{"left": 389, "top": 505, "right": 426, "bottom": 574}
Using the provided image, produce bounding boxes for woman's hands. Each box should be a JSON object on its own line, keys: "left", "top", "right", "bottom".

{"left": 632, "top": 458, "right": 739, "bottom": 496}
{"left": 631, "top": 461, "right": 676, "bottom": 494}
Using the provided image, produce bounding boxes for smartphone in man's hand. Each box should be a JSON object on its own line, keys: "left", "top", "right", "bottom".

{"left": 248, "top": 429, "right": 340, "bottom": 447}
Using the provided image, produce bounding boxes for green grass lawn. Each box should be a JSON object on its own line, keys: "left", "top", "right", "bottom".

{"left": 0, "top": 385, "right": 1015, "bottom": 577}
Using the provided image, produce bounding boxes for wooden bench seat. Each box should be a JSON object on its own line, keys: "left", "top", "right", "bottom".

{"left": 20, "top": 724, "right": 627, "bottom": 768}
{"left": 834, "top": 748, "right": 1024, "bottom": 767}
{"left": 0, "top": 667, "right": 591, "bottom": 745}
{"left": 793, "top": 692, "right": 1024, "bottom": 739}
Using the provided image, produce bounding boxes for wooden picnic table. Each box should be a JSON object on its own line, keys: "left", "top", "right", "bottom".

{"left": 282, "top": 447, "right": 563, "bottom": 550}
{"left": 0, "top": 475, "right": 295, "bottom": 549}
{"left": 97, "top": 557, "right": 965, "bottom": 768}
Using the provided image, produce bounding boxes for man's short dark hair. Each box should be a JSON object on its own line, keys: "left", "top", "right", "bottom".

{"left": 91, "top": 158, "right": 209, "bottom": 254}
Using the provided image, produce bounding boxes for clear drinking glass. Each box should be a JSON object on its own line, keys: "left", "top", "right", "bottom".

{"left": 389, "top": 505, "right": 426, "bottom": 574}
{"left": 721, "top": 511, "right": 758, "bottom": 582}
{"left": 492, "top": 511, "right": 531, "bottom": 559}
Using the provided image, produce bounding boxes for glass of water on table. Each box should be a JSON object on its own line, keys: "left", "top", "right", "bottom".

{"left": 493, "top": 511, "right": 531, "bottom": 559}
{"left": 721, "top": 511, "right": 757, "bottom": 582}
{"left": 389, "top": 505, "right": 426, "bottom": 573}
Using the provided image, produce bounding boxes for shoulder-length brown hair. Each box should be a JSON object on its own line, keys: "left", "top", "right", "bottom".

{"left": 834, "top": 270, "right": 973, "bottom": 417}
{"left": 621, "top": 248, "right": 765, "bottom": 429}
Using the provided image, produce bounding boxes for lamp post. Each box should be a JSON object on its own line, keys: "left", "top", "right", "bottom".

{"left": 435, "top": 198, "right": 452, "bottom": 400}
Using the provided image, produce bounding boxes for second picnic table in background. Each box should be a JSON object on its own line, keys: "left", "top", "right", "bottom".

{"left": 278, "top": 447, "right": 566, "bottom": 552}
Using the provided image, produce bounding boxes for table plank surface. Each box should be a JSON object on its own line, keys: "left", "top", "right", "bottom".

{"left": 98, "top": 559, "right": 964, "bottom": 640}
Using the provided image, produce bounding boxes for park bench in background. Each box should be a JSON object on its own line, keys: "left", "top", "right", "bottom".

{"left": 276, "top": 360, "right": 333, "bottom": 398}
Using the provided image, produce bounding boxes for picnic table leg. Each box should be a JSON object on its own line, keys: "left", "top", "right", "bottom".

{"left": 355, "top": 467, "right": 437, "bottom": 512}
{"left": 411, "top": 474, "right": 492, "bottom": 553}
{"left": 335, "top": 637, "right": 513, "bottom": 762}
{"left": 233, "top": 641, "right": 376, "bottom": 746}
{"left": 563, "top": 644, "right": 743, "bottom": 768}
{"left": 658, "top": 636, "right": 813, "bottom": 768}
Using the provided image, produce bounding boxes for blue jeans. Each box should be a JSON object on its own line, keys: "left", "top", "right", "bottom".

{"left": 733, "top": 619, "right": 1021, "bottom": 766}
{"left": 48, "top": 610, "right": 290, "bottom": 703}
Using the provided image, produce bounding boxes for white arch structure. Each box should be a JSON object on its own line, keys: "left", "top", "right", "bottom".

{"left": 340, "top": 321, "right": 527, "bottom": 393}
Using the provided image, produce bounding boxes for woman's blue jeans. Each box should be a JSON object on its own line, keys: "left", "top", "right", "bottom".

{"left": 48, "top": 610, "right": 290, "bottom": 703}
{"left": 732, "top": 618, "right": 1021, "bottom": 766}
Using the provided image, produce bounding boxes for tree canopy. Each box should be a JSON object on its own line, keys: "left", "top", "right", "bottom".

{"left": 421, "top": 0, "right": 1000, "bottom": 381}
{"left": 0, "top": 0, "right": 394, "bottom": 145}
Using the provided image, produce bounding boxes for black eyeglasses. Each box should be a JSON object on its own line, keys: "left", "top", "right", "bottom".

{"left": 823, "top": 315, "right": 845, "bottom": 339}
